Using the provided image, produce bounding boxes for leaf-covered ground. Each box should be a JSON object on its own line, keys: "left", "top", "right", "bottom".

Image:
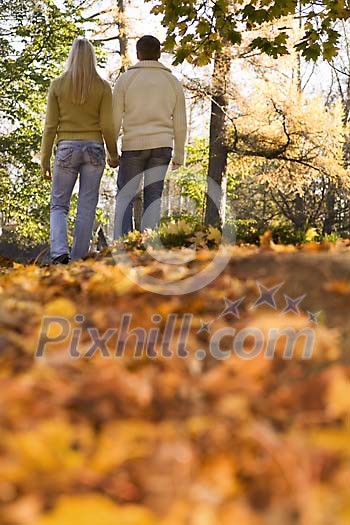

{"left": 0, "top": 240, "right": 350, "bottom": 525}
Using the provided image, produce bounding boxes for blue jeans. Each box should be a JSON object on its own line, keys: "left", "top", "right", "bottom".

{"left": 50, "top": 140, "right": 105, "bottom": 261}
{"left": 114, "top": 147, "right": 172, "bottom": 238}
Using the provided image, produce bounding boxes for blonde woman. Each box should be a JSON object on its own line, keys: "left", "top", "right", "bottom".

{"left": 41, "top": 37, "right": 119, "bottom": 264}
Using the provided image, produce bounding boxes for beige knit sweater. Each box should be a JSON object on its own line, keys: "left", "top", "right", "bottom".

{"left": 112, "top": 61, "right": 187, "bottom": 165}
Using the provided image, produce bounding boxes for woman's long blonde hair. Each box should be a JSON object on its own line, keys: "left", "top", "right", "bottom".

{"left": 65, "top": 38, "right": 99, "bottom": 104}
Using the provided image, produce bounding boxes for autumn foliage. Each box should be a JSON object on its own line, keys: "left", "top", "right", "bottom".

{"left": 0, "top": 238, "right": 349, "bottom": 525}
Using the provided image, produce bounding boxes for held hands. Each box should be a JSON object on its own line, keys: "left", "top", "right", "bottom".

{"left": 41, "top": 166, "right": 51, "bottom": 180}
{"left": 108, "top": 157, "right": 119, "bottom": 168}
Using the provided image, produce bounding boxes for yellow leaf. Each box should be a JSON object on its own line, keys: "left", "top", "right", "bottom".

{"left": 91, "top": 421, "right": 155, "bottom": 473}
{"left": 308, "top": 429, "right": 350, "bottom": 454}
{"left": 44, "top": 298, "right": 76, "bottom": 318}
{"left": 83, "top": 264, "right": 135, "bottom": 296}
{"left": 3, "top": 420, "right": 93, "bottom": 480}
{"left": 207, "top": 226, "right": 221, "bottom": 244}
{"left": 166, "top": 220, "right": 193, "bottom": 235}
{"left": 305, "top": 227, "right": 319, "bottom": 242}
{"left": 327, "top": 368, "right": 350, "bottom": 417}
{"left": 259, "top": 229, "right": 273, "bottom": 248}
{"left": 36, "top": 495, "right": 156, "bottom": 525}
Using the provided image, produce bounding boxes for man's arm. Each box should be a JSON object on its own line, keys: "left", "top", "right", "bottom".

{"left": 172, "top": 80, "right": 187, "bottom": 167}
{"left": 112, "top": 75, "right": 125, "bottom": 145}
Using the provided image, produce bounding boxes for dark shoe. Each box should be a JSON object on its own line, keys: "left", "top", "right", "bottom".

{"left": 52, "top": 254, "right": 70, "bottom": 265}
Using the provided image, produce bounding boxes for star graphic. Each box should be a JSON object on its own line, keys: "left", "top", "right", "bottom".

{"left": 307, "top": 310, "right": 321, "bottom": 325}
{"left": 281, "top": 294, "right": 306, "bottom": 315}
{"left": 197, "top": 320, "right": 212, "bottom": 334}
{"left": 218, "top": 296, "right": 245, "bottom": 319}
{"left": 253, "top": 281, "right": 284, "bottom": 310}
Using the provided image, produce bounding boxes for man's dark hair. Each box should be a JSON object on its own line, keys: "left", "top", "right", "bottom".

{"left": 136, "top": 35, "right": 161, "bottom": 60}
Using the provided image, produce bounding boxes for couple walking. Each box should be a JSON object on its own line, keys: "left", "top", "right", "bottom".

{"left": 41, "top": 35, "right": 187, "bottom": 264}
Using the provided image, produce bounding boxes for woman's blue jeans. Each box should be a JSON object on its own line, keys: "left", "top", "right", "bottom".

{"left": 50, "top": 140, "right": 105, "bottom": 261}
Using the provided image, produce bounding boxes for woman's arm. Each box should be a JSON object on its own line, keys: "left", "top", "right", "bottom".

{"left": 100, "top": 82, "right": 119, "bottom": 164}
{"left": 41, "top": 81, "right": 59, "bottom": 175}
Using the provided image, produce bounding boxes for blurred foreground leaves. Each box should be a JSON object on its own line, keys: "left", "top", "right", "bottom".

{"left": 0, "top": 241, "right": 350, "bottom": 525}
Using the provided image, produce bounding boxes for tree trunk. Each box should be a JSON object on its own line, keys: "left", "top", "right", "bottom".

{"left": 204, "top": 48, "right": 231, "bottom": 228}
{"left": 117, "top": 0, "right": 129, "bottom": 73}
{"left": 323, "top": 187, "right": 336, "bottom": 235}
{"left": 293, "top": 193, "right": 307, "bottom": 230}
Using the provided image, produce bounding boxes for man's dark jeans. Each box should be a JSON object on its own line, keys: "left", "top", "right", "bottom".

{"left": 114, "top": 147, "right": 172, "bottom": 238}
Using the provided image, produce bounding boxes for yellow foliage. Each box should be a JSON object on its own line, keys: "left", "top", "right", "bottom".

{"left": 0, "top": 248, "right": 350, "bottom": 524}
{"left": 326, "top": 368, "right": 350, "bottom": 417}
{"left": 165, "top": 220, "right": 194, "bottom": 235}
{"left": 305, "top": 227, "right": 319, "bottom": 242}
{"left": 36, "top": 495, "right": 156, "bottom": 525}
{"left": 44, "top": 298, "right": 76, "bottom": 318}
{"left": 206, "top": 226, "right": 221, "bottom": 244}
{"left": 2, "top": 420, "right": 93, "bottom": 484}
{"left": 91, "top": 420, "right": 156, "bottom": 473}
{"left": 308, "top": 429, "right": 350, "bottom": 454}
{"left": 82, "top": 262, "right": 135, "bottom": 296}
{"left": 227, "top": 70, "right": 349, "bottom": 193}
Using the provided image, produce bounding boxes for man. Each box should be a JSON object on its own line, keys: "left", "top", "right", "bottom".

{"left": 112, "top": 35, "right": 187, "bottom": 238}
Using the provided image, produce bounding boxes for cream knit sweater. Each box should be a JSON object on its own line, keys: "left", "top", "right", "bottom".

{"left": 112, "top": 61, "right": 187, "bottom": 165}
